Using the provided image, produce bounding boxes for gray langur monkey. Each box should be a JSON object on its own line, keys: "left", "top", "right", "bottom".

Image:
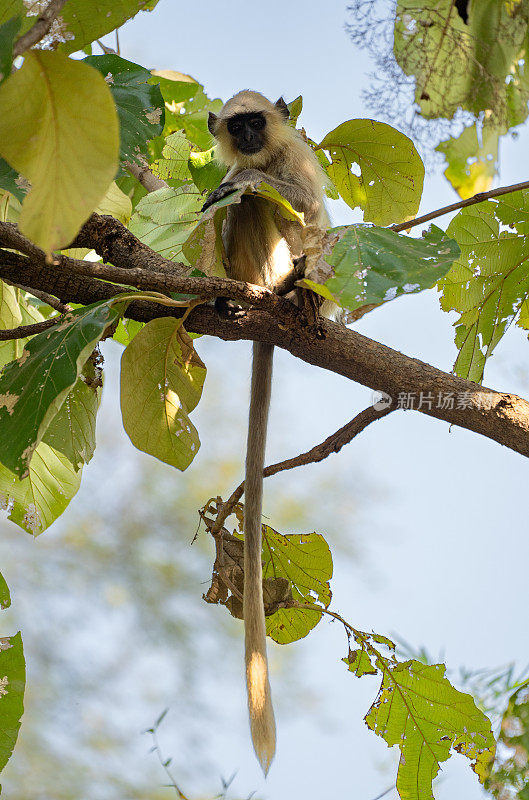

{"left": 202, "top": 90, "right": 330, "bottom": 774}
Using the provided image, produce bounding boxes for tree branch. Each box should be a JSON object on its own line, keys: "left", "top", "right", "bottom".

{"left": 13, "top": 0, "right": 69, "bottom": 57}
{"left": 1, "top": 218, "right": 529, "bottom": 460}
{"left": 125, "top": 158, "right": 169, "bottom": 192}
{"left": 0, "top": 318, "right": 63, "bottom": 340}
{"left": 391, "top": 179, "right": 529, "bottom": 233}
{"left": 210, "top": 404, "right": 395, "bottom": 534}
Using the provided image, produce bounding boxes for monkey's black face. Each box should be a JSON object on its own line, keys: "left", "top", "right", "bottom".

{"left": 227, "top": 112, "right": 266, "bottom": 154}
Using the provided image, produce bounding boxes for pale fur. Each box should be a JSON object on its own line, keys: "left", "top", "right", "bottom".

{"left": 209, "top": 91, "right": 329, "bottom": 774}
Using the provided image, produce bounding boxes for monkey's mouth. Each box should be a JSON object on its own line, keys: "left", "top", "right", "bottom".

{"left": 239, "top": 143, "right": 262, "bottom": 154}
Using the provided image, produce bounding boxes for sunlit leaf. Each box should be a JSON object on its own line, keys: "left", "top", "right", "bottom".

{"left": 365, "top": 660, "right": 495, "bottom": 800}
{"left": 0, "top": 294, "right": 44, "bottom": 371}
{"left": 84, "top": 55, "right": 164, "bottom": 165}
{"left": 152, "top": 130, "right": 192, "bottom": 182}
{"left": 0, "top": 442, "right": 81, "bottom": 535}
{"left": 188, "top": 147, "right": 226, "bottom": 193}
{"left": 344, "top": 649, "right": 377, "bottom": 677}
{"left": 96, "top": 180, "right": 132, "bottom": 224}
{"left": 129, "top": 185, "right": 203, "bottom": 262}
{"left": 59, "top": 0, "right": 159, "bottom": 55}
{"left": 0, "top": 156, "right": 25, "bottom": 203}
{"left": 262, "top": 527, "right": 333, "bottom": 645}
{"left": 318, "top": 119, "right": 424, "bottom": 225}
{"left": 0, "top": 51, "right": 119, "bottom": 252}
{"left": 436, "top": 122, "right": 501, "bottom": 199}
{"left": 120, "top": 317, "right": 206, "bottom": 471}
{"left": 440, "top": 194, "right": 529, "bottom": 381}
{"left": 0, "top": 300, "right": 126, "bottom": 478}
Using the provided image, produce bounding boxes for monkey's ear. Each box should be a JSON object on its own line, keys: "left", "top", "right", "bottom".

{"left": 275, "top": 97, "right": 290, "bottom": 120}
{"left": 208, "top": 112, "right": 218, "bottom": 135}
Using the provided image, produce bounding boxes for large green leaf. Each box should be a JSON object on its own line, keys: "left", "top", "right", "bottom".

{"left": 318, "top": 119, "right": 424, "bottom": 225}
{"left": 188, "top": 147, "right": 226, "bottom": 193}
{"left": 83, "top": 55, "right": 164, "bottom": 165}
{"left": 440, "top": 193, "right": 529, "bottom": 381}
{"left": 0, "top": 442, "right": 81, "bottom": 535}
{"left": 0, "top": 632, "right": 25, "bottom": 775}
{"left": 43, "top": 368, "right": 101, "bottom": 473}
{"left": 0, "top": 14, "right": 19, "bottom": 84}
{"left": 0, "top": 300, "right": 126, "bottom": 478}
{"left": 0, "top": 51, "right": 119, "bottom": 252}
{"left": 59, "top": 0, "right": 159, "bottom": 55}
{"left": 0, "top": 1, "right": 23, "bottom": 26}
{"left": 302, "top": 224, "right": 459, "bottom": 314}
{"left": 129, "top": 185, "right": 204, "bottom": 263}
{"left": 262, "top": 527, "right": 332, "bottom": 645}
{"left": 162, "top": 84, "right": 223, "bottom": 149}
{"left": 365, "top": 660, "right": 495, "bottom": 800}
{"left": 120, "top": 317, "right": 206, "bottom": 471}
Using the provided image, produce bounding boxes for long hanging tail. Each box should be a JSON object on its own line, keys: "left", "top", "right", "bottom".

{"left": 244, "top": 340, "right": 276, "bottom": 775}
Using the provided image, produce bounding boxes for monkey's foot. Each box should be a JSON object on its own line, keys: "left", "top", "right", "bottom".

{"left": 215, "top": 297, "right": 246, "bottom": 319}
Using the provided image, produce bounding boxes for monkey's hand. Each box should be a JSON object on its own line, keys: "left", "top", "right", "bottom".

{"left": 201, "top": 182, "right": 237, "bottom": 212}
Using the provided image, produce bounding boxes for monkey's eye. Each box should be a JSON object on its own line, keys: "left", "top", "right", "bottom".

{"left": 250, "top": 117, "right": 265, "bottom": 130}
{"left": 227, "top": 120, "right": 242, "bottom": 135}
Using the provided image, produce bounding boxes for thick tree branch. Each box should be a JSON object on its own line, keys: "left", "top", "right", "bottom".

{"left": 391, "top": 179, "right": 529, "bottom": 233}
{"left": 0, "top": 318, "right": 63, "bottom": 339}
{"left": 13, "top": 0, "right": 69, "bottom": 57}
{"left": 1, "top": 216, "right": 529, "bottom": 459}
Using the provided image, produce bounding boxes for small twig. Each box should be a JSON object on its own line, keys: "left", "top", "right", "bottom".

{"left": 210, "top": 404, "right": 394, "bottom": 535}
{"left": 96, "top": 38, "right": 117, "bottom": 55}
{"left": 148, "top": 726, "right": 190, "bottom": 800}
{"left": 125, "top": 157, "right": 169, "bottom": 192}
{"left": 0, "top": 317, "right": 64, "bottom": 340}
{"left": 13, "top": 0, "right": 69, "bottom": 57}
{"left": 391, "top": 179, "right": 529, "bottom": 233}
{"left": 4, "top": 281, "right": 71, "bottom": 314}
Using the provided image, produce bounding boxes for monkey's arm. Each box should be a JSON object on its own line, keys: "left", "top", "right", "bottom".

{"left": 201, "top": 169, "right": 319, "bottom": 219}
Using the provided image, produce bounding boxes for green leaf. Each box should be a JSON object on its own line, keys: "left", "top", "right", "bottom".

{"left": 486, "top": 684, "right": 529, "bottom": 800}
{"left": 43, "top": 366, "right": 101, "bottom": 472}
{"left": 83, "top": 55, "right": 164, "bottom": 165}
{"left": 0, "top": 15, "right": 20, "bottom": 84}
{"left": 365, "top": 660, "right": 495, "bottom": 800}
{"left": 112, "top": 317, "right": 144, "bottom": 346}
{"left": 150, "top": 70, "right": 200, "bottom": 104}
{"left": 440, "top": 195, "right": 529, "bottom": 381}
{"left": 0, "top": 292, "right": 44, "bottom": 370}
{"left": 0, "top": 441, "right": 81, "bottom": 534}
{"left": 59, "top": 0, "right": 158, "bottom": 55}
{"left": 304, "top": 224, "right": 459, "bottom": 314}
{"left": 152, "top": 130, "right": 192, "bottom": 182}
{"left": 162, "top": 85, "right": 222, "bottom": 149}
{"left": 436, "top": 121, "right": 501, "bottom": 199}
{"left": 344, "top": 649, "right": 377, "bottom": 677}
{"left": 129, "top": 185, "right": 204, "bottom": 262}
{"left": 0, "top": 1, "right": 24, "bottom": 26}
{"left": 318, "top": 119, "right": 424, "bottom": 225}
{"left": 0, "top": 632, "right": 25, "bottom": 774}
{"left": 0, "top": 51, "right": 119, "bottom": 252}
{"left": 188, "top": 147, "right": 226, "bottom": 193}
{"left": 0, "top": 572, "right": 10, "bottom": 609}
{"left": 0, "top": 156, "right": 26, "bottom": 203}
{"left": 120, "top": 317, "right": 206, "bottom": 471}
{"left": 0, "top": 300, "right": 126, "bottom": 478}
{"left": 262, "top": 528, "right": 333, "bottom": 644}
{"left": 287, "top": 95, "right": 303, "bottom": 126}
{"left": 96, "top": 180, "right": 132, "bottom": 224}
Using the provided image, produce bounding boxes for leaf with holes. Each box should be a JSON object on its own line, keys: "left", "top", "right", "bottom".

{"left": 318, "top": 119, "right": 424, "bottom": 225}
{"left": 84, "top": 55, "right": 164, "bottom": 165}
{"left": 0, "top": 442, "right": 81, "bottom": 535}
{"left": 301, "top": 224, "right": 459, "bottom": 315}
{"left": 440, "top": 193, "right": 529, "bottom": 381}
{"left": 120, "top": 317, "right": 206, "bottom": 471}
{"left": 0, "top": 632, "right": 25, "bottom": 775}
{"left": 262, "top": 527, "right": 333, "bottom": 644}
{"left": 0, "top": 300, "right": 126, "bottom": 478}
{"left": 365, "top": 659, "right": 495, "bottom": 800}
{"left": 59, "top": 0, "right": 159, "bottom": 55}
